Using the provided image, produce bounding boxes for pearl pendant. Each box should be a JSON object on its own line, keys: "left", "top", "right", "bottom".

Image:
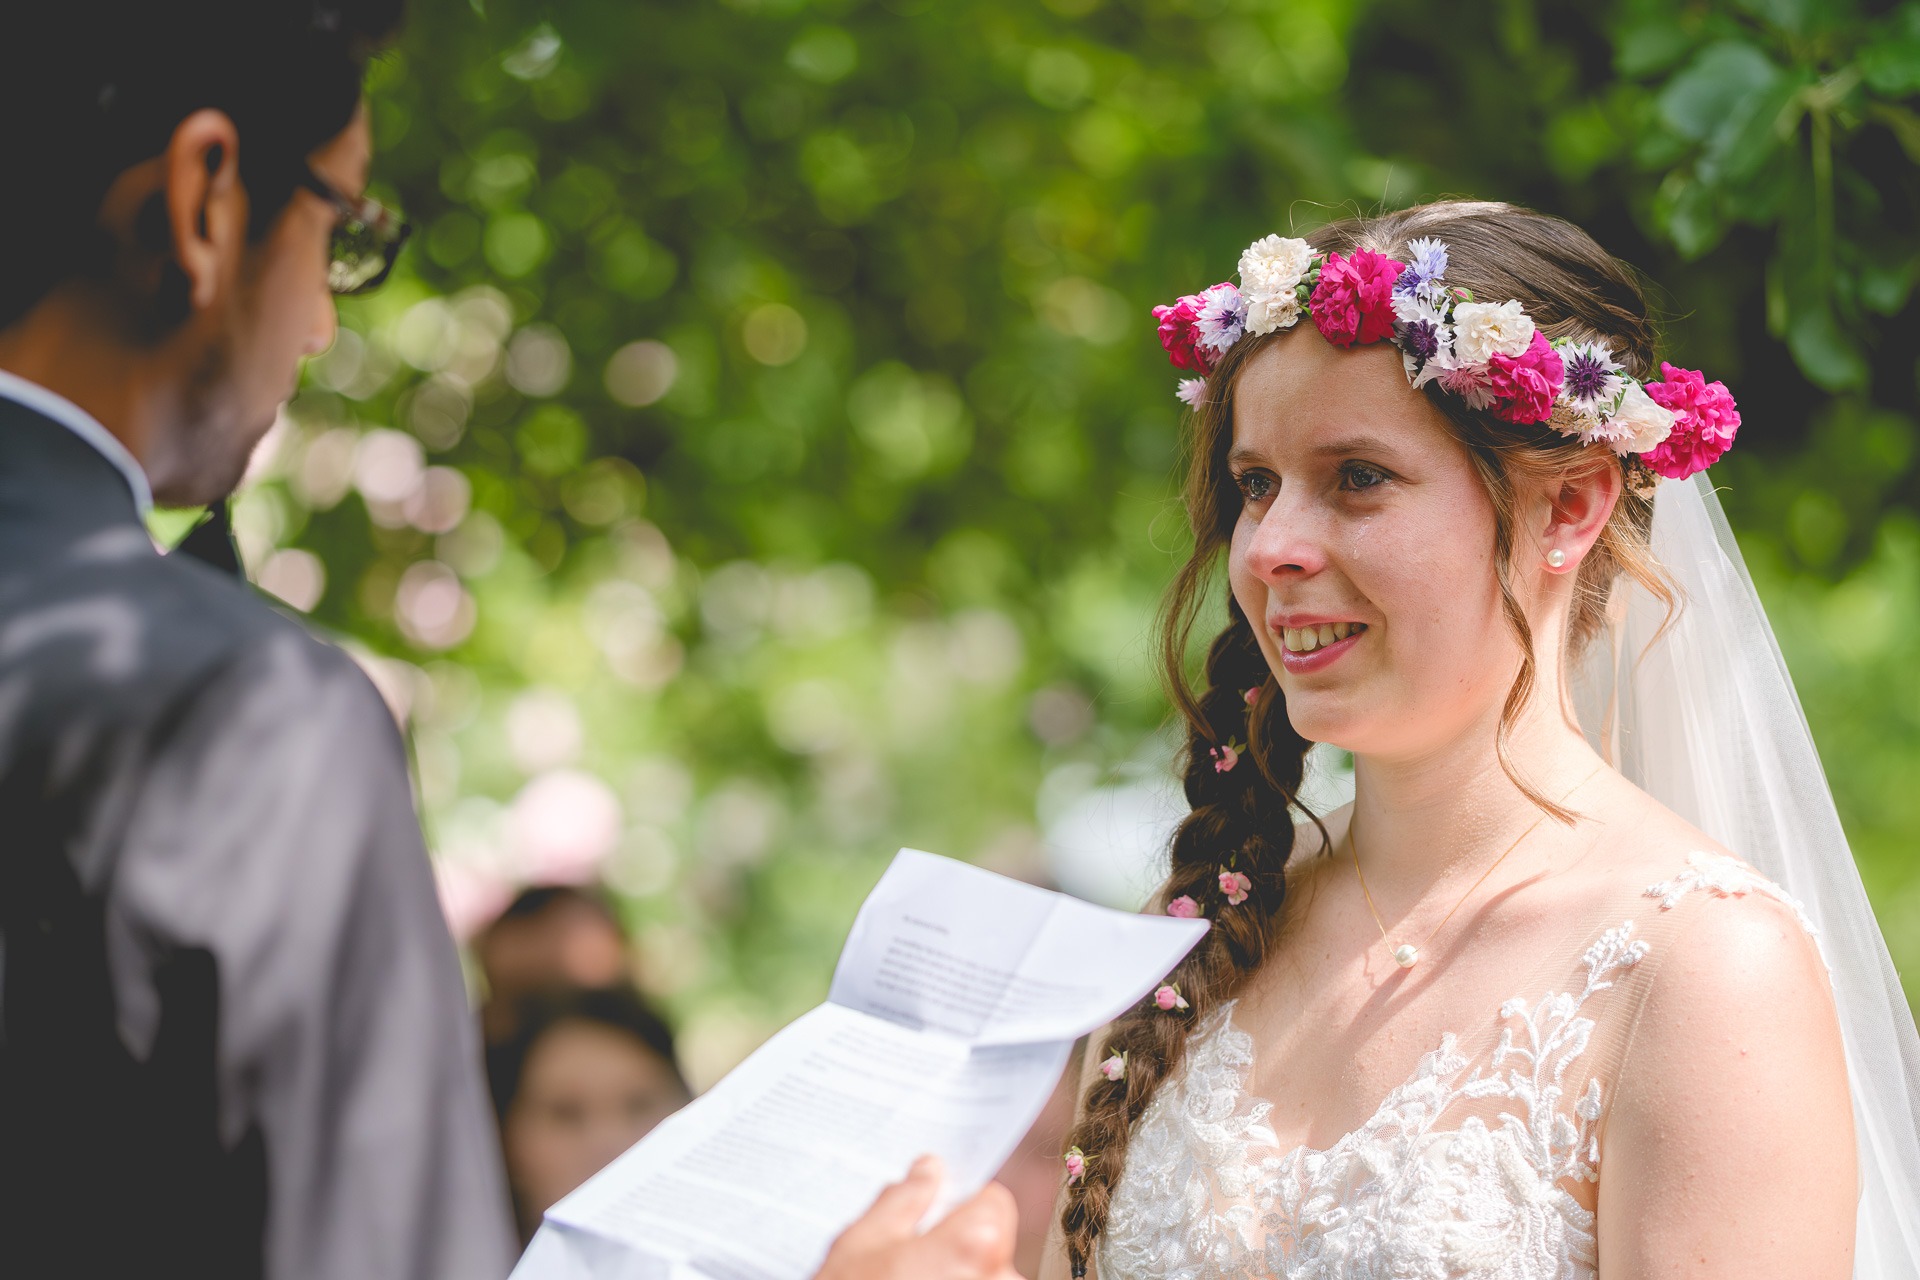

{"left": 1392, "top": 943, "right": 1420, "bottom": 968}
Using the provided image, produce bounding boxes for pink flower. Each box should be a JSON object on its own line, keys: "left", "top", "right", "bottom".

{"left": 1063, "top": 1146, "right": 1087, "bottom": 1183}
{"left": 1309, "top": 249, "right": 1404, "bottom": 348}
{"left": 1098, "top": 1052, "right": 1127, "bottom": 1082}
{"left": 1243, "top": 686, "right": 1260, "bottom": 706}
{"left": 1640, "top": 363, "right": 1741, "bottom": 479}
{"left": 1166, "top": 895, "right": 1200, "bottom": 919}
{"left": 1484, "top": 331, "right": 1566, "bottom": 425}
{"left": 1175, "top": 377, "right": 1207, "bottom": 407}
{"left": 1211, "top": 743, "right": 1240, "bottom": 773}
{"left": 1154, "top": 984, "right": 1189, "bottom": 1012}
{"left": 1218, "top": 869, "right": 1252, "bottom": 905}
{"left": 1154, "top": 288, "right": 1227, "bottom": 375}
{"left": 1438, "top": 360, "right": 1496, "bottom": 410}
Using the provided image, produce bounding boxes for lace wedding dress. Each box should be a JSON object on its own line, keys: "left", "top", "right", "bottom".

{"left": 1096, "top": 852, "right": 1818, "bottom": 1280}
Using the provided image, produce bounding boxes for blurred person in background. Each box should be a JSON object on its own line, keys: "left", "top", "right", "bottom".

{"left": 477, "top": 886, "right": 633, "bottom": 1045}
{"left": 488, "top": 986, "right": 692, "bottom": 1243}
{"left": 0, "top": 1, "right": 1022, "bottom": 1276}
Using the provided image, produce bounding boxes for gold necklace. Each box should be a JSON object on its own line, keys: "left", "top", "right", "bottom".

{"left": 1348, "top": 766, "right": 1604, "bottom": 969}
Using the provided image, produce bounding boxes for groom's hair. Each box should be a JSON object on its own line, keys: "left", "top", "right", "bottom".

{"left": 0, "top": 0, "right": 406, "bottom": 330}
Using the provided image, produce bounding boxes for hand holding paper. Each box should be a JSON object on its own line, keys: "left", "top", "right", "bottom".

{"left": 511, "top": 849, "right": 1208, "bottom": 1280}
{"left": 813, "top": 1157, "right": 1020, "bottom": 1280}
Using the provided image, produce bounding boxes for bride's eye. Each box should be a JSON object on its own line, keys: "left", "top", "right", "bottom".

{"left": 1234, "top": 470, "right": 1276, "bottom": 504}
{"left": 1339, "top": 461, "right": 1390, "bottom": 492}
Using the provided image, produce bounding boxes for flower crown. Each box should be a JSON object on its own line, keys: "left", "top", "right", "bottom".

{"left": 1153, "top": 235, "right": 1741, "bottom": 486}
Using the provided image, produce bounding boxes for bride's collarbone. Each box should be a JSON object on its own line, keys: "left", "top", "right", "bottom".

{"left": 1229, "top": 843, "right": 1684, "bottom": 1149}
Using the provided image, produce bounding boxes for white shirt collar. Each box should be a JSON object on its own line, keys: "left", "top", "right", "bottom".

{"left": 0, "top": 367, "right": 153, "bottom": 516}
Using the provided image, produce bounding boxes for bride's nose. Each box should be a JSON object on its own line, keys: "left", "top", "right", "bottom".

{"left": 1241, "top": 492, "right": 1331, "bottom": 581}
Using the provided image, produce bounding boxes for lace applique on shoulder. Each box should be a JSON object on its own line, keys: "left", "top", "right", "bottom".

{"left": 1098, "top": 924, "right": 1651, "bottom": 1280}
{"left": 1645, "top": 851, "right": 1819, "bottom": 941}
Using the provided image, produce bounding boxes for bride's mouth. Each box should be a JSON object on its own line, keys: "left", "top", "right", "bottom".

{"left": 1272, "top": 620, "right": 1368, "bottom": 673}
{"left": 1280, "top": 622, "right": 1365, "bottom": 653}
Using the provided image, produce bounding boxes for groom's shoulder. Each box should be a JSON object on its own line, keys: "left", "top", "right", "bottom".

{"left": 0, "top": 526, "right": 383, "bottom": 747}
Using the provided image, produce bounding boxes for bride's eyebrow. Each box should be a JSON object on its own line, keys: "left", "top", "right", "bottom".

{"left": 1310, "top": 433, "right": 1400, "bottom": 459}
{"left": 1227, "top": 435, "right": 1400, "bottom": 468}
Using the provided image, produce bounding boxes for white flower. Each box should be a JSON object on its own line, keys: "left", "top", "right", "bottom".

{"left": 1554, "top": 407, "right": 1611, "bottom": 446}
{"left": 1175, "top": 378, "right": 1207, "bottom": 407}
{"left": 1238, "top": 235, "right": 1314, "bottom": 292}
{"left": 1451, "top": 299, "right": 1535, "bottom": 366}
{"left": 1243, "top": 287, "right": 1302, "bottom": 336}
{"left": 1392, "top": 290, "right": 1434, "bottom": 327}
{"left": 1239, "top": 235, "right": 1315, "bottom": 337}
{"left": 1604, "top": 380, "right": 1677, "bottom": 455}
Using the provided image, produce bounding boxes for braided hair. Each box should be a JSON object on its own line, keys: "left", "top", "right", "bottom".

{"left": 1058, "top": 200, "right": 1676, "bottom": 1275}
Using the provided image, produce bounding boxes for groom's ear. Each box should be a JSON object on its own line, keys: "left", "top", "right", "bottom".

{"left": 160, "top": 109, "right": 247, "bottom": 316}
{"left": 90, "top": 108, "right": 245, "bottom": 329}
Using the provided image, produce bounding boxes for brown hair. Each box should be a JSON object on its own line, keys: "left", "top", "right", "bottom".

{"left": 1058, "top": 200, "right": 1676, "bottom": 1274}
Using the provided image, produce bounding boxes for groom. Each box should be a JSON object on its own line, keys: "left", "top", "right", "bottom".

{"left": 0, "top": 3, "right": 1018, "bottom": 1277}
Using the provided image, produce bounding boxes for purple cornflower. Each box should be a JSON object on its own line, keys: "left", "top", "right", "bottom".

{"left": 1194, "top": 283, "right": 1247, "bottom": 356}
{"left": 1398, "top": 318, "right": 1441, "bottom": 363}
{"left": 1559, "top": 340, "right": 1624, "bottom": 412}
{"left": 1393, "top": 237, "right": 1450, "bottom": 299}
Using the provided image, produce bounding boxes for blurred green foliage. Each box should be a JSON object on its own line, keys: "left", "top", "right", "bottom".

{"left": 225, "top": 0, "right": 1920, "bottom": 1082}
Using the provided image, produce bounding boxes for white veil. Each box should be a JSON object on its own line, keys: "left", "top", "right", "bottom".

{"left": 1570, "top": 473, "right": 1920, "bottom": 1273}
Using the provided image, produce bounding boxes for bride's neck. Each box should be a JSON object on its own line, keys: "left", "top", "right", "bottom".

{"left": 1345, "top": 691, "right": 1601, "bottom": 897}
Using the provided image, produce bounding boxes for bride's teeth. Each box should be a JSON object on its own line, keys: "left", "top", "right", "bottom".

{"left": 1283, "top": 623, "right": 1368, "bottom": 653}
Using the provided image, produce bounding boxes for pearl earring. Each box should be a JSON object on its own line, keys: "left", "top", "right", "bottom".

{"left": 1546, "top": 549, "right": 1568, "bottom": 568}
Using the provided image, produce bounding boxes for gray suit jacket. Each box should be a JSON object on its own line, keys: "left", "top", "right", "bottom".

{"left": 0, "top": 399, "right": 515, "bottom": 1277}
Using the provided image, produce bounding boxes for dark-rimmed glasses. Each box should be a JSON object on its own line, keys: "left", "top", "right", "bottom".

{"left": 300, "top": 168, "right": 411, "bottom": 296}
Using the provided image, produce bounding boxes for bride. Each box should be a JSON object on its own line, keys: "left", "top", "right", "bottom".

{"left": 1038, "top": 201, "right": 1920, "bottom": 1278}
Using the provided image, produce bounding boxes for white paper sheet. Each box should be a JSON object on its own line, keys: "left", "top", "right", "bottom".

{"left": 511, "top": 848, "right": 1207, "bottom": 1280}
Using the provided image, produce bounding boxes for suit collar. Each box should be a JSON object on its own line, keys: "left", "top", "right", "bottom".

{"left": 0, "top": 397, "right": 149, "bottom": 542}
{"left": 0, "top": 369, "right": 151, "bottom": 516}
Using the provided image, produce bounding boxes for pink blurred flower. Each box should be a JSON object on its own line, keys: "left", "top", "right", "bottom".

{"left": 1175, "top": 378, "right": 1207, "bottom": 407}
{"left": 1166, "top": 895, "right": 1200, "bottom": 919}
{"left": 1485, "top": 331, "right": 1566, "bottom": 425}
{"left": 1154, "top": 984, "right": 1189, "bottom": 1012}
{"left": 1098, "top": 1052, "right": 1127, "bottom": 1082}
{"left": 1219, "top": 869, "right": 1252, "bottom": 905}
{"left": 1641, "top": 362, "right": 1741, "bottom": 479}
{"left": 1309, "top": 249, "right": 1404, "bottom": 348}
{"left": 1064, "top": 1146, "right": 1087, "bottom": 1184}
{"left": 1211, "top": 743, "right": 1240, "bottom": 773}
{"left": 433, "top": 861, "right": 515, "bottom": 942}
{"left": 1243, "top": 686, "right": 1261, "bottom": 706}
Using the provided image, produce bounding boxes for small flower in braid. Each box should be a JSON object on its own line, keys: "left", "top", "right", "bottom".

{"left": 1064, "top": 1146, "right": 1089, "bottom": 1184}
{"left": 1059, "top": 600, "right": 1311, "bottom": 1277}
